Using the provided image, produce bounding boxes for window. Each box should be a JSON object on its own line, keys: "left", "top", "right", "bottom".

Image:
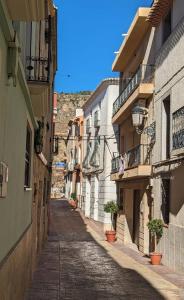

{"left": 43, "top": 178, "right": 47, "bottom": 206}
{"left": 163, "top": 96, "right": 171, "bottom": 159}
{"left": 24, "top": 124, "right": 32, "bottom": 187}
{"left": 172, "top": 106, "right": 184, "bottom": 150}
{"left": 82, "top": 142, "right": 91, "bottom": 169}
{"left": 0, "top": 162, "right": 8, "bottom": 198}
{"left": 121, "top": 136, "right": 125, "bottom": 154}
{"left": 94, "top": 111, "right": 100, "bottom": 128}
{"left": 161, "top": 178, "right": 170, "bottom": 224}
{"left": 53, "top": 136, "right": 59, "bottom": 154}
{"left": 118, "top": 188, "right": 124, "bottom": 211}
{"left": 86, "top": 118, "right": 91, "bottom": 134}
{"left": 162, "top": 9, "right": 172, "bottom": 44}
{"left": 90, "top": 137, "right": 100, "bottom": 167}
{"left": 75, "top": 124, "right": 80, "bottom": 137}
{"left": 78, "top": 146, "right": 81, "bottom": 163}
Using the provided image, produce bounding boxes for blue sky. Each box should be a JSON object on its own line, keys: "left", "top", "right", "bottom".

{"left": 54, "top": 0, "right": 152, "bottom": 93}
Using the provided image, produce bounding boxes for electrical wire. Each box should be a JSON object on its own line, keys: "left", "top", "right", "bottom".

{"left": 54, "top": 136, "right": 118, "bottom": 141}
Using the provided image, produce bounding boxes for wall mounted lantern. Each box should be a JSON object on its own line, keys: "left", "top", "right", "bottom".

{"left": 132, "top": 105, "right": 148, "bottom": 134}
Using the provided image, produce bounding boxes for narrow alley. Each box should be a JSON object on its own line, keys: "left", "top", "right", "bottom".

{"left": 25, "top": 200, "right": 180, "bottom": 300}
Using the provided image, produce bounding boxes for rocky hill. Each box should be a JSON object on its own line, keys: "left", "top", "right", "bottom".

{"left": 51, "top": 92, "right": 92, "bottom": 198}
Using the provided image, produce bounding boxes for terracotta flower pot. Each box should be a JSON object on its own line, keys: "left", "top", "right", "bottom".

{"left": 150, "top": 252, "right": 162, "bottom": 265}
{"left": 105, "top": 230, "right": 116, "bottom": 242}
{"left": 69, "top": 199, "right": 77, "bottom": 209}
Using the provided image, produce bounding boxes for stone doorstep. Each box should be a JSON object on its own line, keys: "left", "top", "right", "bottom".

{"left": 79, "top": 211, "right": 184, "bottom": 292}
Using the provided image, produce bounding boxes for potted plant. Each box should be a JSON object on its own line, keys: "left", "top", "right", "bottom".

{"left": 147, "top": 218, "right": 164, "bottom": 265}
{"left": 104, "top": 201, "right": 118, "bottom": 242}
{"left": 69, "top": 192, "right": 78, "bottom": 209}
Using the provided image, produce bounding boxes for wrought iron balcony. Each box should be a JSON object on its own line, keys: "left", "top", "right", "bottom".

{"left": 24, "top": 17, "right": 51, "bottom": 85}
{"left": 26, "top": 56, "right": 50, "bottom": 83}
{"left": 111, "top": 155, "right": 121, "bottom": 174}
{"left": 112, "top": 64, "right": 154, "bottom": 116}
{"left": 111, "top": 144, "right": 151, "bottom": 174}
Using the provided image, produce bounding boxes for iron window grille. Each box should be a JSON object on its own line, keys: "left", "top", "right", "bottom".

{"left": 173, "top": 106, "right": 184, "bottom": 150}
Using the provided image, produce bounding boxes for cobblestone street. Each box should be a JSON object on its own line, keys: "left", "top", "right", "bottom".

{"left": 25, "top": 200, "right": 180, "bottom": 300}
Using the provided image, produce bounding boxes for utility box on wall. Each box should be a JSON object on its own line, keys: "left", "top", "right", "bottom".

{"left": 0, "top": 162, "right": 8, "bottom": 198}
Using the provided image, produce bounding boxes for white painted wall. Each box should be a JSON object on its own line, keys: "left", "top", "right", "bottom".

{"left": 153, "top": 0, "right": 184, "bottom": 273}
{"left": 82, "top": 80, "right": 119, "bottom": 226}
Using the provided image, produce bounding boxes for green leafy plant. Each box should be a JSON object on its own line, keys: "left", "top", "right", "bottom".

{"left": 147, "top": 219, "right": 164, "bottom": 252}
{"left": 104, "top": 201, "right": 118, "bottom": 230}
{"left": 70, "top": 192, "right": 77, "bottom": 201}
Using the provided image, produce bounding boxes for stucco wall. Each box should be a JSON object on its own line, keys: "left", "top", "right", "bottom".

{"left": 0, "top": 25, "right": 33, "bottom": 264}
{"left": 153, "top": 0, "right": 184, "bottom": 273}
{"left": 83, "top": 82, "right": 119, "bottom": 226}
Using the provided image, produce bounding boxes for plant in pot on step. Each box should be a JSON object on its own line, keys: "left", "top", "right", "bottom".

{"left": 104, "top": 201, "right": 118, "bottom": 242}
{"left": 69, "top": 192, "right": 78, "bottom": 209}
{"left": 147, "top": 218, "right": 164, "bottom": 265}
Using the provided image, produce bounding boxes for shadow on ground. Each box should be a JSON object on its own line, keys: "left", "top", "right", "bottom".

{"left": 26, "top": 200, "right": 166, "bottom": 300}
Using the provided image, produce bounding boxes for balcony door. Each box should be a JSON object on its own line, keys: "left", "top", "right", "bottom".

{"left": 133, "top": 190, "right": 141, "bottom": 249}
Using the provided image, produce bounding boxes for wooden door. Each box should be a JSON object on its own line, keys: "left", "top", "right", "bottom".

{"left": 133, "top": 190, "right": 141, "bottom": 248}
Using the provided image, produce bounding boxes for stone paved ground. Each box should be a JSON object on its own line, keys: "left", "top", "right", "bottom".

{"left": 25, "top": 200, "right": 180, "bottom": 300}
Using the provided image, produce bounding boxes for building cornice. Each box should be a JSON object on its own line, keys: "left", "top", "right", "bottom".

{"left": 112, "top": 8, "right": 151, "bottom": 72}
{"left": 82, "top": 78, "right": 119, "bottom": 110}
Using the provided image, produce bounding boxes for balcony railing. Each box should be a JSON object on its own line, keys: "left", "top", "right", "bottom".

{"left": 111, "top": 155, "right": 121, "bottom": 173}
{"left": 26, "top": 56, "right": 50, "bottom": 83}
{"left": 25, "top": 18, "right": 51, "bottom": 83}
{"left": 111, "top": 144, "right": 151, "bottom": 174}
{"left": 112, "top": 64, "right": 154, "bottom": 116}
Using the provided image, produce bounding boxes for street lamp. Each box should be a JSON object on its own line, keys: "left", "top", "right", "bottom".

{"left": 132, "top": 105, "right": 148, "bottom": 134}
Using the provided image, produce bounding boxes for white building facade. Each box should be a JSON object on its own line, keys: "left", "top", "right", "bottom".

{"left": 82, "top": 79, "right": 119, "bottom": 229}
{"left": 148, "top": 0, "right": 184, "bottom": 273}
